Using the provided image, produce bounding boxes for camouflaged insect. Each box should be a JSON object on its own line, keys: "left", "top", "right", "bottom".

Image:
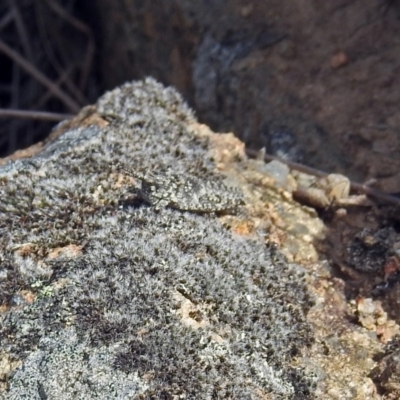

{"left": 125, "top": 169, "right": 244, "bottom": 212}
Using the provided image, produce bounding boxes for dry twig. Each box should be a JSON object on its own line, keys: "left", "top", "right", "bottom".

{"left": 0, "top": 39, "right": 81, "bottom": 113}
{"left": 0, "top": 109, "right": 72, "bottom": 121}
{"left": 245, "top": 148, "right": 400, "bottom": 207}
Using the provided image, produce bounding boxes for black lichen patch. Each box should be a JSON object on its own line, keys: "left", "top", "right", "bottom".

{"left": 347, "top": 227, "right": 399, "bottom": 273}
{"left": 370, "top": 334, "right": 400, "bottom": 397}
{"left": 0, "top": 78, "right": 315, "bottom": 399}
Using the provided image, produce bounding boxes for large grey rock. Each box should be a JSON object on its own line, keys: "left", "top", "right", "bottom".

{"left": 0, "top": 79, "right": 315, "bottom": 399}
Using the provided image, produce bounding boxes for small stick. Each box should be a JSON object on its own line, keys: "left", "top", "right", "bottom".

{"left": 0, "top": 39, "right": 81, "bottom": 113}
{"left": 0, "top": 109, "right": 73, "bottom": 121}
{"left": 245, "top": 148, "right": 400, "bottom": 207}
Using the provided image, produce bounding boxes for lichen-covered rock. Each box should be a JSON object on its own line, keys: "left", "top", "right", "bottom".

{"left": 0, "top": 79, "right": 315, "bottom": 399}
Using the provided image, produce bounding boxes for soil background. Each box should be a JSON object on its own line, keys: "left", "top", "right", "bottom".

{"left": 93, "top": 0, "right": 400, "bottom": 193}
{"left": 2, "top": 0, "right": 400, "bottom": 193}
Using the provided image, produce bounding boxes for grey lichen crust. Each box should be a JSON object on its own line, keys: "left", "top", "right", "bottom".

{"left": 0, "top": 78, "right": 315, "bottom": 399}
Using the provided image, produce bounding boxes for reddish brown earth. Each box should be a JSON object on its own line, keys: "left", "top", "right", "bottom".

{"left": 94, "top": 0, "right": 400, "bottom": 193}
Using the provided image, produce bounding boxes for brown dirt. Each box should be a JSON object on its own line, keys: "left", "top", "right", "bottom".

{"left": 256, "top": 0, "right": 400, "bottom": 191}
{"left": 95, "top": 0, "right": 400, "bottom": 193}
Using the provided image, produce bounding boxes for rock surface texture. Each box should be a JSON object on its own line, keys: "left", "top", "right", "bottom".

{"left": 0, "top": 79, "right": 316, "bottom": 399}
{"left": 0, "top": 79, "right": 399, "bottom": 399}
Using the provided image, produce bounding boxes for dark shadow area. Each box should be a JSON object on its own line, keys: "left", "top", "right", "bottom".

{"left": 314, "top": 204, "right": 400, "bottom": 323}
{"left": 0, "top": 0, "right": 103, "bottom": 156}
